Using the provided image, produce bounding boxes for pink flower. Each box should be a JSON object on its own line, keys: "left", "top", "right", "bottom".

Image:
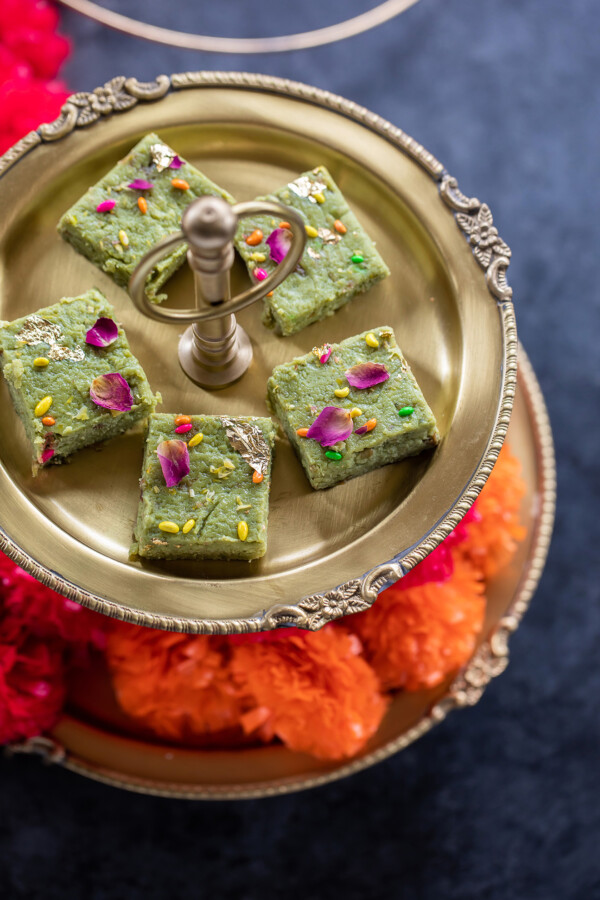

{"left": 307, "top": 407, "right": 353, "bottom": 447}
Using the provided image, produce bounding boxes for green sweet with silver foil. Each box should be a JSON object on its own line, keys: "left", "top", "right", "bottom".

{"left": 234, "top": 165, "right": 390, "bottom": 336}
{"left": 267, "top": 326, "right": 439, "bottom": 490}
{"left": 58, "top": 132, "right": 235, "bottom": 301}
{"left": 132, "top": 413, "right": 276, "bottom": 561}
{"left": 0, "top": 289, "right": 158, "bottom": 472}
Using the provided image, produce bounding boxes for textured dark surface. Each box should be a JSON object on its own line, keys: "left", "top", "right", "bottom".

{"left": 1, "top": 0, "right": 599, "bottom": 897}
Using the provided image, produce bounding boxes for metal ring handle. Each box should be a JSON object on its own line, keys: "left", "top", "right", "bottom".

{"left": 128, "top": 200, "right": 306, "bottom": 324}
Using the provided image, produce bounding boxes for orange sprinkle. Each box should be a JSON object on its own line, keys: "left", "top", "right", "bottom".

{"left": 365, "top": 418, "right": 377, "bottom": 432}
{"left": 137, "top": 196, "right": 148, "bottom": 214}
{"left": 252, "top": 471, "right": 264, "bottom": 484}
{"left": 245, "top": 229, "right": 263, "bottom": 246}
{"left": 171, "top": 178, "right": 189, "bottom": 190}
{"left": 266, "top": 291, "right": 274, "bottom": 298}
{"left": 334, "top": 219, "right": 347, "bottom": 234}
{"left": 174, "top": 414, "right": 192, "bottom": 427}
{"left": 278, "top": 221, "right": 291, "bottom": 229}
{"left": 41, "top": 416, "right": 55, "bottom": 426}
{"left": 296, "top": 427, "right": 309, "bottom": 438}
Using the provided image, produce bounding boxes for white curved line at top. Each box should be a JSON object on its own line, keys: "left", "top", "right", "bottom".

{"left": 55, "top": 0, "right": 421, "bottom": 53}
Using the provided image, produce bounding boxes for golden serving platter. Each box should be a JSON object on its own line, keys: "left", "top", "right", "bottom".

{"left": 7, "top": 349, "right": 554, "bottom": 799}
{"left": 0, "top": 73, "right": 517, "bottom": 632}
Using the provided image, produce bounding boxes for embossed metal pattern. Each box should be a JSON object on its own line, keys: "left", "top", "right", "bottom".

{"left": 0, "top": 72, "right": 517, "bottom": 634}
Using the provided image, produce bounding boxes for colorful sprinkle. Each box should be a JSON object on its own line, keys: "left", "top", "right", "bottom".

{"left": 365, "top": 332, "right": 379, "bottom": 349}
{"left": 252, "top": 471, "right": 264, "bottom": 484}
{"left": 399, "top": 406, "right": 414, "bottom": 417}
{"left": 188, "top": 432, "right": 204, "bottom": 448}
{"left": 89, "top": 373, "right": 133, "bottom": 411}
{"left": 182, "top": 519, "right": 195, "bottom": 534}
{"left": 41, "top": 416, "right": 55, "bottom": 426}
{"left": 118, "top": 229, "right": 129, "bottom": 247}
{"left": 128, "top": 179, "right": 154, "bottom": 190}
{"left": 175, "top": 423, "right": 193, "bottom": 434}
{"left": 96, "top": 199, "right": 116, "bottom": 213}
{"left": 158, "top": 521, "right": 179, "bottom": 534}
{"left": 85, "top": 316, "right": 119, "bottom": 348}
{"left": 351, "top": 253, "right": 364, "bottom": 264}
{"left": 171, "top": 178, "right": 189, "bottom": 190}
{"left": 34, "top": 396, "right": 52, "bottom": 417}
{"left": 334, "top": 387, "right": 350, "bottom": 398}
{"left": 355, "top": 418, "right": 377, "bottom": 435}
{"left": 237, "top": 521, "right": 249, "bottom": 541}
{"left": 305, "top": 225, "right": 318, "bottom": 238}
{"left": 250, "top": 252, "right": 266, "bottom": 262}
{"left": 313, "top": 191, "right": 325, "bottom": 204}
{"left": 296, "top": 427, "right": 309, "bottom": 438}
{"left": 33, "top": 357, "right": 49, "bottom": 368}
{"left": 245, "top": 229, "right": 263, "bottom": 246}
{"left": 156, "top": 440, "right": 190, "bottom": 487}
{"left": 279, "top": 221, "right": 291, "bottom": 229}
{"left": 349, "top": 408, "right": 362, "bottom": 418}
{"left": 334, "top": 219, "right": 347, "bottom": 234}
{"left": 266, "top": 291, "right": 274, "bottom": 297}
{"left": 138, "top": 197, "right": 148, "bottom": 214}
{"left": 174, "top": 415, "right": 192, "bottom": 426}
{"left": 254, "top": 268, "right": 268, "bottom": 281}
{"left": 325, "top": 450, "right": 343, "bottom": 461}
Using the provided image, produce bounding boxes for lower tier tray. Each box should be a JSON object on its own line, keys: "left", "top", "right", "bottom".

{"left": 6, "top": 347, "right": 554, "bottom": 799}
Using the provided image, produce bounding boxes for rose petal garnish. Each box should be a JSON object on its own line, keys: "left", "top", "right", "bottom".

{"left": 96, "top": 199, "right": 116, "bottom": 213}
{"left": 266, "top": 227, "right": 293, "bottom": 264}
{"left": 345, "top": 362, "right": 389, "bottom": 389}
{"left": 40, "top": 447, "right": 55, "bottom": 464}
{"left": 354, "top": 424, "right": 369, "bottom": 435}
{"left": 320, "top": 345, "right": 332, "bottom": 365}
{"left": 128, "top": 179, "right": 154, "bottom": 190}
{"left": 85, "top": 317, "right": 119, "bottom": 348}
{"left": 156, "top": 440, "right": 190, "bottom": 487}
{"left": 170, "top": 156, "right": 183, "bottom": 169}
{"left": 89, "top": 373, "right": 133, "bottom": 411}
{"left": 306, "top": 407, "right": 353, "bottom": 447}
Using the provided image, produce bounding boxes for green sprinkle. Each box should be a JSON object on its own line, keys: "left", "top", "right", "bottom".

{"left": 399, "top": 406, "right": 414, "bottom": 417}
{"left": 325, "top": 450, "right": 343, "bottom": 461}
{"left": 351, "top": 253, "right": 364, "bottom": 264}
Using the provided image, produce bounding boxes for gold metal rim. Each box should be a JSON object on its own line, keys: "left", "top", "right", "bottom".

{"left": 54, "top": 0, "right": 421, "bottom": 54}
{"left": 15, "top": 345, "right": 553, "bottom": 800}
{"left": 0, "top": 72, "right": 518, "bottom": 634}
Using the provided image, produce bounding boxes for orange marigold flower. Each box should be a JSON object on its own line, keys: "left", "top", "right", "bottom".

{"left": 105, "top": 622, "right": 245, "bottom": 743}
{"left": 458, "top": 443, "right": 527, "bottom": 578}
{"left": 350, "top": 555, "right": 485, "bottom": 692}
{"left": 231, "top": 627, "right": 388, "bottom": 760}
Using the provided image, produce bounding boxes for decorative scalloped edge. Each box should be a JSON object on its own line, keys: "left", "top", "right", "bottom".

{"left": 0, "top": 71, "right": 519, "bottom": 640}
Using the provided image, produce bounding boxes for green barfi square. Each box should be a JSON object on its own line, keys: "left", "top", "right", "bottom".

{"left": 132, "top": 413, "right": 276, "bottom": 561}
{"left": 0, "top": 289, "right": 158, "bottom": 472}
{"left": 267, "top": 326, "right": 439, "bottom": 490}
{"left": 235, "top": 166, "right": 390, "bottom": 335}
{"left": 58, "top": 133, "right": 235, "bottom": 301}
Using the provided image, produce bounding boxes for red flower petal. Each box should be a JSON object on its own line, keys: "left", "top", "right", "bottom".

{"left": 89, "top": 373, "right": 133, "bottom": 411}
{"left": 266, "top": 227, "right": 293, "bottom": 264}
{"left": 128, "top": 179, "right": 154, "bottom": 190}
{"left": 170, "top": 156, "right": 183, "bottom": 169}
{"left": 306, "top": 407, "right": 353, "bottom": 446}
{"left": 156, "top": 439, "right": 190, "bottom": 487}
{"left": 345, "top": 362, "right": 389, "bottom": 389}
{"left": 96, "top": 199, "right": 116, "bottom": 213}
{"left": 85, "top": 316, "right": 118, "bottom": 348}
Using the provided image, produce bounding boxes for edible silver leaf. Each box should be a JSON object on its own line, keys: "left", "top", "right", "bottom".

{"left": 317, "top": 227, "right": 340, "bottom": 244}
{"left": 48, "top": 345, "right": 85, "bottom": 361}
{"left": 220, "top": 417, "right": 271, "bottom": 476}
{"left": 150, "top": 143, "right": 176, "bottom": 172}
{"left": 307, "top": 247, "right": 321, "bottom": 259}
{"left": 16, "top": 316, "right": 61, "bottom": 346}
{"left": 288, "top": 176, "right": 327, "bottom": 203}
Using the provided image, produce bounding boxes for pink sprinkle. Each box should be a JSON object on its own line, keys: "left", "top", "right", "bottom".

{"left": 96, "top": 199, "right": 116, "bottom": 213}
{"left": 254, "top": 268, "right": 268, "bottom": 281}
{"left": 128, "top": 179, "right": 154, "bottom": 190}
{"left": 319, "top": 345, "right": 332, "bottom": 365}
{"left": 170, "top": 156, "right": 183, "bottom": 169}
{"left": 175, "top": 423, "right": 192, "bottom": 434}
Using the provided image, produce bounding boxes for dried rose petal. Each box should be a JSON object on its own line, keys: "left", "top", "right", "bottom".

{"left": 345, "top": 362, "right": 389, "bottom": 390}
{"left": 170, "top": 156, "right": 183, "bottom": 169}
{"left": 96, "top": 199, "right": 116, "bottom": 213}
{"left": 40, "top": 447, "right": 55, "bottom": 464}
{"left": 85, "top": 317, "right": 118, "bottom": 348}
{"left": 354, "top": 424, "right": 369, "bottom": 435}
{"left": 266, "top": 227, "right": 293, "bottom": 264}
{"left": 128, "top": 179, "right": 154, "bottom": 190}
{"left": 307, "top": 407, "right": 353, "bottom": 447}
{"left": 89, "top": 373, "right": 133, "bottom": 411}
{"left": 320, "top": 345, "right": 332, "bottom": 365}
{"left": 156, "top": 440, "right": 190, "bottom": 487}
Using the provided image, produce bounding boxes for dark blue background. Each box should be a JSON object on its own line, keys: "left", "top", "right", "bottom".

{"left": 2, "top": 1, "right": 599, "bottom": 897}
